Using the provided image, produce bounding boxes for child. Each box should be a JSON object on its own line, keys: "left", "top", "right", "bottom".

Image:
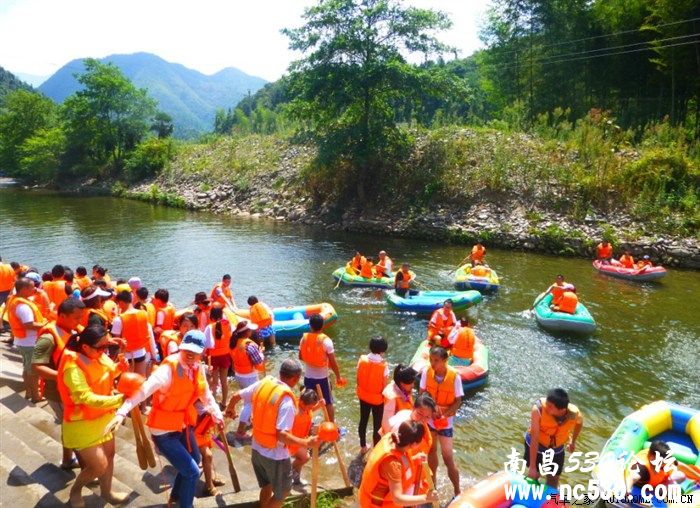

{"left": 247, "top": 295, "right": 276, "bottom": 348}
{"left": 356, "top": 336, "right": 389, "bottom": 453}
{"left": 626, "top": 440, "right": 686, "bottom": 491}
{"left": 193, "top": 414, "right": 226, "bottom": 497}
{"left": 290, "top": 389, "right": 324, "bottom": 487}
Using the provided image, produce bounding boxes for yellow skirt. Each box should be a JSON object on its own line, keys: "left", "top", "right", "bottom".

{"left": 62, "top": 411, "right": 116, "bottom": 450}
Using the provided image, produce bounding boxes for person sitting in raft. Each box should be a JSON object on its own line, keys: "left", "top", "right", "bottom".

{"left": 470, "top": 241, "right": 486, "bottom": 266}
{"left": 636, "top": 255, "right": 653, "bottom": 270}
{"left": 536, "top": 274, "right": 575, "bottom": 311}
{"left": 620, "top": 250, "right": 635, "bottom": 269}
{"left": 625, "top": 440, "right": 686, "bottom": 493}
{"left": 375, "top": 251, "right": 393, "bottom": 278}
{"left": 427, "top": 299, "right": 456, "bottom": 347}
{"left": 290, "top": 388, "right": 325, "bottom": 487}
{"left": 550, "top": 290, "right": 578, "bottom": 315}
{"left": 347, "top": 251, "right": 366, "bottom": 275}
{"left": 358, "top": 420, "right": 439, "bottom": 507}
{"left": 525, "top": 388, "right": 584, "bottom": 488}
{"left": 381, "top": 364, "right": 418, "bottom": 434}
{"left": 470, "top": 260, "right": 491, "bottom": 277}
{"left": 248, "top": 295, "right": 276, "bottom": 348}
{"left": 360, "top": 256, "right": 375, "bottom": 279}
{"left": 394, "top": 263, "right": 417, "bottom": 298}
{"left": 447, "top": 318, "right": 476, "bottom": 365}
{"left": 596, "top": 240, "right": 614, "bottom": 264}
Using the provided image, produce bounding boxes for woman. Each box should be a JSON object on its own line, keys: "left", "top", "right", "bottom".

{"left": 159, "top": 312, "right": 198, "bottom": 356}
{"left": 229, "top": 320, "right": 265, "bottom": 439}
{"left": 358, "top": 420, "right": 438, "bottom": 506}
{"left": 105, "top": 330, "right": 223, "bottom": 508}
{"left": 57, "top": 325, "right": 128, "bottom": 508}
{"left": 204, "top": 306, "right": 232, "bottom": 408}
{"left": 381, "top": 364, "right": 417, "bottom": 434}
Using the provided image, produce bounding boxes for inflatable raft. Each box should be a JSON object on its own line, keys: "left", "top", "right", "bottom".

{"left": 454, "top": 265, "right": 500, "bottom": 293}
{"left": 236, "top": 302, "right": 337, "bottom": 339}
{"left": 595, "top": 400, "right": 700, "bottom": 508}
{"left": 331, "top": 267, "right": 393, "bottom": 288}
{"left": 533, "top": 293, "right": 596, "bottom": 335}
{"left": 409, "top": 338, "right": 489, "bottom": 390}
{"left": 593, "top": 260, "right": 667, "bottom": 282}
{"left": 386, "top": 290, "right": 482, "bottom": 314}
{"left": 449, "top": 470, "right": 563, "bottom": 508}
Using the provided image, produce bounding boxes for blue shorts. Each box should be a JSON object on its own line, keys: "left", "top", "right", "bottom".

{"left": 303, "top": 377, "right": 333, "bottom": 404}
{"left": 256, "top": 325, "right": 274, "bottom": 340}
{"left": 428, "top": 425, "right": 454, "bottom": 438}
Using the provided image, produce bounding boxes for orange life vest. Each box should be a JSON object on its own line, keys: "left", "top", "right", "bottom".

{"left": 529, "top": 397, "right": 580, "bottom": 448}
{"left": 207, "top": 321, "right": 231, "bottom": 358}
{"left": 471, "top": 245, "right": 486, "bottom": 262}
{"left": 159, "top": 330, "right": 181, "bottom": 355}
{"left": 451, "top": 327, "right": 475, "bottom": 360}
{"left": 38, "top": 321, "right": 71, "bottom": 367}
{"left": 549, "top": 283, "right": 571, "bottom": 305}
{"left": 154, "top": 301, "right": 176, "bottom": 330}
{"left": 147, "top": 355, "right": 207, "bottom": 431}
{"left": 375, "top": 257, "right": 392, "bottom": 277}
{"left": 637, "top": 260, "right": 652, "bottom": 269}
{"left": 471, "top": 265, "right": 488, "bottom": 277}
{"left": 102, "top": 300, "right": 119, "bottom": 321}
{"left": 597, "top": 243, "right": 613, "bottom": 259}
{"left": 360, "top": 260, "right": 374, "bottom": 279}
{"left": 57, "top": 350, "right": 118, "bottom": 422}
{"left": 425, "top": 367, "right": 457, "bottom": 407}
{"left": 383, "top": 383, "right": 414, "bottom": 413}
{"left": 358, "top": 432, "right": 419, "bottom": 507}
{"left": 194, "top": 414, "right": 216, "bottom": 448}
{"left": 43, "top": 280, "right": 68, "bottom": 308}
{"left": 7, "top": 296, "right": 44, "bottom": 338}
{"left": 251, "top": 376, "right": 297, "bottom": 449}
{"left": 629, "top": 450, "right": 672, "bottom": 488}
{"left": 210, "top": 283, "right": 232, "bottom": 307}
{"left": 85, "top": 307, "right": 111, "bottom": 327}
{"left": 231, "top": 337, "right": 264, "bottom": 374}
{"left": 0, "top": 263, "right": 16, "bottom": 292}
{"left": 140, "top": 302, "right": 156, "bottom": 327}
{"left": 119, "top": 309, "right": 150, "bottom": 352}
{"left": 395, "top": 270, "right": 414, "bottom": 289}
{"left": 356, "top": 355, "right": 387, "bottom": 405}
{"left": 250, "top": 302, "right": 273, "bottom": 328}
{"left": 351, "top": 256, "right": 365, "bottom": 272}
{"left": 30, "top": 289, "right": 53, "bottom": 321}
{"left": 557, "top": 291, "right": 578, "bottom": 314}
{"left": 288, "top": 408, "right": 313, "bottom": 454}
{"left": 299, "top": 332, "right": 329, "bottom": 368}
{"left": 74, "top": 276, "right": 92, "bottom": 291}
{"left": 429, "top": 308, "right": 455, "bottom": 335}
{"left": 390, "top": 410, "right": 433, "bottom": 457}
{"left": 620, "top": 254, "right": 635, "bottom": 268}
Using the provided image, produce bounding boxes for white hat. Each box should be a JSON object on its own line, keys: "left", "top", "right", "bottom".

{"left": 82, "top": 286, "right": 112, "bottom": 301}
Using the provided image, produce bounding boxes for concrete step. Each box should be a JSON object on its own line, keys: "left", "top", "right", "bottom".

{"left": 0, "top": 452, "right": 60, "bottom": 507}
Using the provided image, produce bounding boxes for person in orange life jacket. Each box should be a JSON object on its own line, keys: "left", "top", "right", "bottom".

{"left": 204, "top": 306, "right": 232, "bottom": 408}
{"left": 161, "top": 312, "right": 198, "bottom": 356}
{"left": 248, "top": 295, "right": 276, "bottom": 347}
{"left": 107, "top": 331, "right": 224, "bottom": 508}
{"left": 81, "top": 285, "right": 113, "bottom": 328}
{"left": 74, "top": 266, "right": 92, "bottom": 291}
{"left": 0, "top": 257, "right": 17, "bottom": 332}
{"left": 8, "top": 277, "right": 49, "bottom": 402}
{"left": 193, "top": 412, "right": 227, "bottom": 497}
{"left": 357, "top": 336, "right": 390, "bottom": 453}
{"left": 360, "top": 256, "right": 375, "bottom": 279}
{"left": 43, "top": 264, "right": 69, "bottom": 312}
{"left": 620, "top": 250, "right": 635, "bottom": 269}
{"left": 636, "top": 255, "right": 653, "bottom": 270}
{"left": 299, "top": 313, "right": 345, "bottom": 423}
{"left": 229, "top": 319, "right": 266, "bottom": 439}
{"left": 470, "top": 260, "right": 491, "bottom": 277}
{"left": 110, "top": 290, "right": 159, "bottom": 380}
{"left": 625, "top": 440, "right": 685, "bottom": 493}
{"left": 381, "top": 364, "right": 418, "bottom": 434}
{"left": 27, "top": 271, "right": 53, "bottom": 321}
{"left": 419, "top": 345, "right": 464, "bottom": 497}
{"left": 394, "top": 262, "right": 418, "bottom": 298}
{"left": 193, "top": 291, "right": 212, "bottom": 331}
{"left": 386, "top": 393, "right": 437, "bottom": 455}
{"left": 210, "top": 273, "right": 236, "bottom": 309}
{"left": 447, "top": 318, "right": 476, "bottom": 365}
{"left": 358, "top": 420, "right": 439, "bottom": 507}
{"left": 525, "top": 388, "right": 583, "bottom": 488}
{"left": 224, "top": 360, "right": 320, "bottom": 507}
{"left": 127, "top": 276, "right": 141, "bottom": 301}
{"left": 428, "top": 299, "right": 457, "bottom": 347}
{"left": 99, "top": 282, "right": 120, "bottom": 325}
{"left": 32, "top": 297, "right": 86, "bottom": 470}
{"left": 133, "top": 285, "right": 155, "bottom": 322}
{"left": 470, "top": 241, "right": 486, "bottom": 265}
{"left": 290, "top": 388, "right": 326, "bottom": 487}
{"left": 596, "top": 239, "right": 613, "bottom": 263}
{"left": 152, "top": 288, "right": 176, "bottom": 336}
{"left": 92, "top": 265, "right": 113, "bottom": 288}
{"left": 63, "top": 267, "right": 77, "bottom": 292}
{"left": 535, "top": 274, "right": 575, "bottom": 310}
{"left": 59, "top": 325, "right": 129, "bottom": 508}
{"left": 375, "top": 250, "right": 393, "bottom": 277}
{"left": 349, "top": 251, "right": 365, "bottom": 275}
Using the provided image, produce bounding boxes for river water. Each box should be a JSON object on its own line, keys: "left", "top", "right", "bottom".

{"left": 1, "top": 186, "right": 698, "bottom": 498}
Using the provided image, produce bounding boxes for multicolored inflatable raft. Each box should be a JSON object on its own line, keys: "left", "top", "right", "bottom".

{"left": 533, "top": 293, "right": 596, "bottom": 335}
{"left": 454, "top": 265, "right": 500, "bottom": 293}
{"left": 449, "top": 470, "right": 564, "bottom": 508}
{"left": 593, "top": 260, "right": 667, "bottom": 282}
{"left": 409, "top": 338, "right": 489, "bottom": 390}
{"left": 235, "top": 302, "right": 337, "bottom": 339}
{"left": 595, "top": 400, "right": 700, "bottom": 508}
{"left": 386, "top": 290, "right": 483, "bottom": 314}
{"left": 331, "top": 267, "right": 393, "bottom": 288}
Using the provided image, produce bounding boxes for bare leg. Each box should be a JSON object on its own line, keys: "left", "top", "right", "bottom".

{"left": 439, "top": 434, "right": 461, "bottom": 496}
{"left": 99, "top": 438, "right": 127, "bottom": 503}
{"left": 201, "top": 446, "right": 214, "bottom": 489}
{"left": 428, "top": 430, "right": 439, "bottom": 485}
{"left": 218, "top": 368, "right": 228, "bottom": 406}
{"left": 70, "top": 444, "right": 108, "bottom": 507}
{"left": 260, "top": 485, "right": 273, "bottom": 507}
{"left": 327, "top": 403, "right": 335, "bottom": 423}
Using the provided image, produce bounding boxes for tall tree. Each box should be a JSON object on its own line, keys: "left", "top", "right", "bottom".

{"left": 283, "top": 0, "right": 456, "bottom": 200}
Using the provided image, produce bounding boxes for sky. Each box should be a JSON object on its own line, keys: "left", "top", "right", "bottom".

{"left": 0, "top": 0, "right": 491, "bottom": 83}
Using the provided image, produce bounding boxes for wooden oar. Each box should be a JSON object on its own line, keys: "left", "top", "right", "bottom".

{"left": 314, "top": 385, "right": 351, "bottom": 487}
{"left": 678, "top": 462, "right": 700, "bottom": 482}
{"left": 423, "top": 465, "right": 439, "bottom": 508}
{"left": 333, "top": 273, "right": 343, "bottom": 290}
{"left": 132, "top": 408, "right": 156, "bottom": 468}
{"left": 130, "top": 409, "right": 148, "bottom": 470}
{"left": 218, "top": 429, "right": 241, "bottom": 492}
{"left": 310, "top": 444, "right": 319, "bottom": 508}
{"left": 448, "top": 256, "right": 470, "bottom": 275}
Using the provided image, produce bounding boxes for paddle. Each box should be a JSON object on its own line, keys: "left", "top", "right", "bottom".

{"left": 314, "top": 385, "right": 351, "bottom": 487}
{"left": 218, "top": 428, "right": 242, "bottom": 492}
{"left": 333, "top": 273, "right": 343, "bottom": 290}
{"left": 677, "top": 462, "right": 700, "bottom": 483}
{"left": 132, "top": 408, "right": 156, "bottom": 468}
{"left": 130, "top": 409, "right": 148, "bottom": 470}
{"left": 310, "top": 443, "right": 320, "bottom": 507}
{"left": 448, "top": 256, "right": 470, "bottom": 275}
{"left": 422, "top": 465, "right": 439, "bottom": 508}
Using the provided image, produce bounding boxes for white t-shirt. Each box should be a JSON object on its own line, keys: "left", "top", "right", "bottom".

{"left": 419, "top": 369, "right": 464, "bottom": 429}
{"left": 388, "top": 409, "right": 413, "bottom": 432}
{"left": 15, "top": 303, "right": 39, "bottom": 347}
{"left": 303, "top": 336, "right": 334, "bottom": 379}
{"left": 240, "top": 379, "right": 296, "bottom": 460}
{"left": 202, "top": 326, "right": 217, "bottom": 350}
{"left": 111, "top": 314, "right": 156, "bottom": 360}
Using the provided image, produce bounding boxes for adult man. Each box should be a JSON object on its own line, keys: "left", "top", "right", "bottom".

{"left": 427, "top": 299, "right": 457, "bottom": 346}
{"left": 32, "top": 298, "right": 86, "bottom": 469}
{"left": 111, "top": 291, "right": 159, "bottom": 378}
{"left": 375, "top": 250, "right": 393, "bottom": 277}
{"left": 225, "top": 360, "right": 319, "bottom": 508}
{"left": 525, "top": 388, "right": 584, "bottom": 488}
{"left": 43, "top": 264, "right": 68, "bottom": 310}
{"left": 0, "top": 257, "right": 16, "bottom": 335}
{"left": 596, "top": 239, "right": 613, "bottom": 263}
{"left": 7, "top": 277, "right": 48, "bottom": 401}
{"left": 210, "top": 274, "right": 235, "bottom": 309}
{"left": 394, "top": 263, "right": 416, "bottom": 298}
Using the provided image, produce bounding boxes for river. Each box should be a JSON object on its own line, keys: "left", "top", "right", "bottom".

{"left": 1, "top": 186, "right": 698, "bottom": 499}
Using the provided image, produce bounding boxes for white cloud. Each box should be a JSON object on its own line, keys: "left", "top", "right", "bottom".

{"left": 0, "top": 0, "right": 490, "bottom": 82}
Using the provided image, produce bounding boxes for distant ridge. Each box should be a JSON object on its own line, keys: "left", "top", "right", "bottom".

{"left": 0, "top": 66, "right": 34, "bottom": 105}
{"left": 39, "top": 52, "right": 267, "bottom": 138}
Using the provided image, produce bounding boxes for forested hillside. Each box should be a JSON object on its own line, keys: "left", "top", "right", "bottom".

{"left": 0, "top": 66, "right": 33, "bottom": 106}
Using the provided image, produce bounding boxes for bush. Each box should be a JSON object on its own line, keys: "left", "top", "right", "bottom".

{"left": 124, "top": 137, "right": 174, "bottom": 181}
{"left": 18, "top": 127, "right": 66, "bottom": 184}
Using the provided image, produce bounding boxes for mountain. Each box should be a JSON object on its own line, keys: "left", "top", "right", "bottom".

{"left": 0, "top": 66, "right": 34, "bottom": 105}
{"left": 15, "top": 72, "right": 49, "bottom": 88}
{"left": 39, "top": 52, "right": 267, "bottom": 138}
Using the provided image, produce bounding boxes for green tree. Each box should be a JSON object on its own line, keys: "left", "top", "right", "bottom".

{"left": 282, "top": 0, "right": 455, "bottom": 200}
{"left": 0, "top": 89, "right": 57, "bottom": 175}
{"left": 151, "top": 111, "right": 174, "bottom": 138}
{"left": 62, "top": 59, "right": 157, "bottom": 169}
{"left": 19, "top": 127, "right": 66, "bottom": 183}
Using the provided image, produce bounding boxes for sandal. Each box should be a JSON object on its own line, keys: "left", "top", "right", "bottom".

{"left": 202, "top": 486, "right": 219, "bottom": 497}
{"left": 60, "top": 458, "right": 80, "bottom": 470}
{"left": 213, "top": 476, "right": 226, "bottom": 487}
